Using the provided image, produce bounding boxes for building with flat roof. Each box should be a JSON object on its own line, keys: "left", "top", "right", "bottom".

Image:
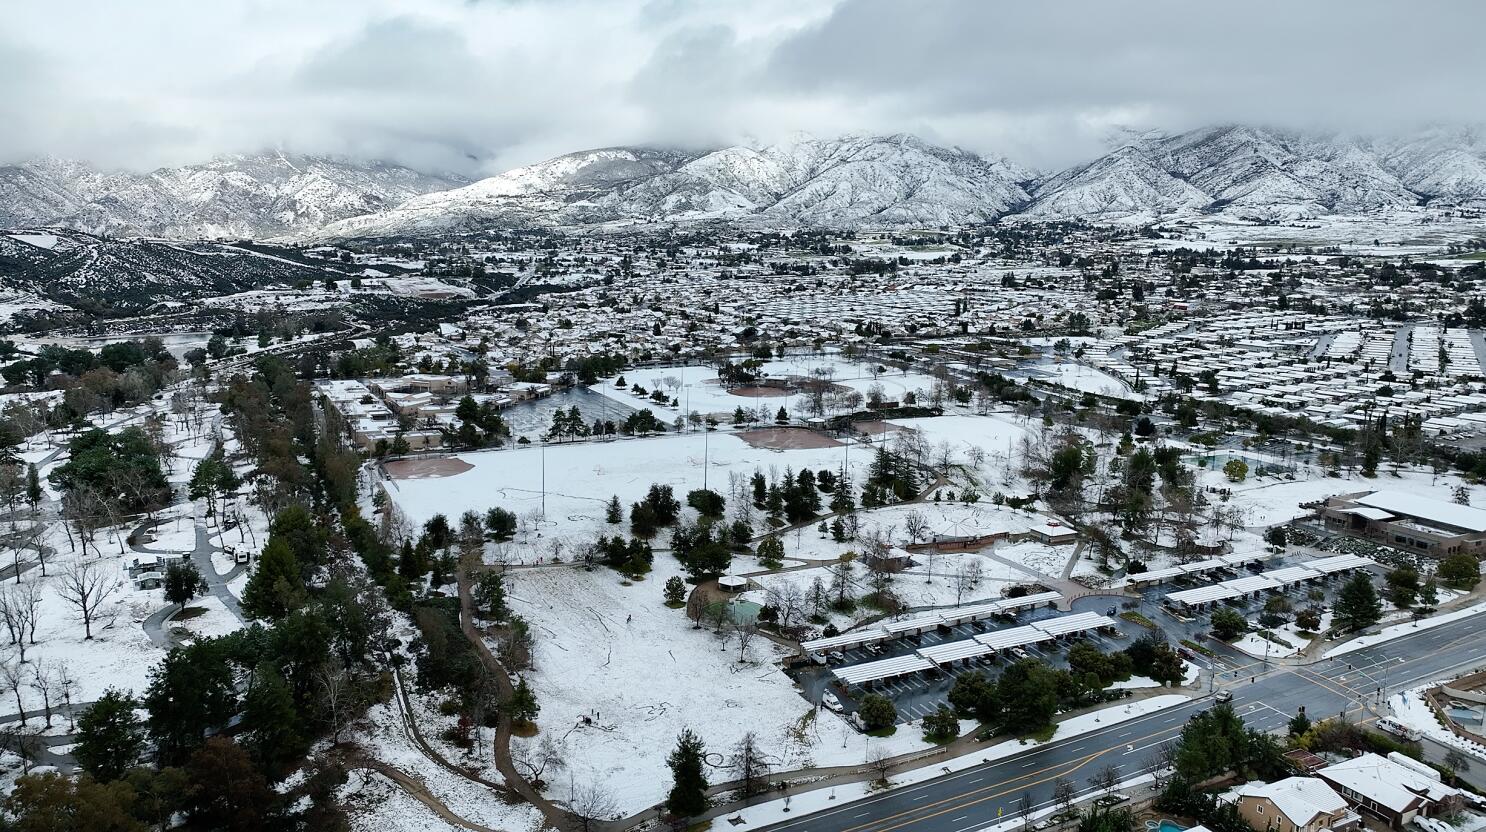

{"left": 1319, "top": 490, "right": 1486, "bottom": 556}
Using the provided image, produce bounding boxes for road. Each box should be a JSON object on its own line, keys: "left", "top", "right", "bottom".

{"left": 759, "top": 609, "right": 1486, "bottom": 832}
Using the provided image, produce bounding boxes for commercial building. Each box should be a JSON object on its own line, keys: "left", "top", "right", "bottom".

{"left": 1320, "top": 490, "right": 1486, "bottom": 556}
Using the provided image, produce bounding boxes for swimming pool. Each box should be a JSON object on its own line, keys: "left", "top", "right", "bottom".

{"left": 1145, "top": 820, "right": 1186, "bottom": 832}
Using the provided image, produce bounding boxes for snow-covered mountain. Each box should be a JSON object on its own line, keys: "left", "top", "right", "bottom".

{"left": 309, "top": 135, "right": 1034, "bottom": 239}
{"left": 310, "top": 147, "right": 702, "bottom": 239}
{"left": 1024, "top": 125, "right": 1486, "bottom": 222}
{"left": 8, "top": 128, "right": 1486, "bottom": 240}
{"left": 0, "top": 153, "right": 467, "bottom": 239}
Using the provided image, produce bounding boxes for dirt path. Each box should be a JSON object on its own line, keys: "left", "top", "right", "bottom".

{"left": 348, "top": 757, "right": 507, "bottom": 832}
{"left": 456, "top": 562, "right": 571, "bottom": 830}
{"left": 390, "top": 665, "right": 510, "bottom": 795}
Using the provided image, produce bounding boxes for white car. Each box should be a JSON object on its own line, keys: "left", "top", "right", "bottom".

{"left": 1010, "top": 647, "right": 1031, "bottom": 661}
{"left": 808, "top": 652, "right": 828, "bottom": 666}
{"left": 821, "top": 692, "right": 844, "bottom": 713}
{"left": 827, "top": 650, "right": 845, "bottom": 663}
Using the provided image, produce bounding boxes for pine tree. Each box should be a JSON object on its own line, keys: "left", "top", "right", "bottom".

{"left": 74, "top": 688, "right": 144, "bottom": 782}
{"left": 508, "top": 676, "right": 539, "bottom": 725}
{"left": 239, "top": 538, "right": 303, "bottom": 621}
{"left": 666, "top": 728, "right": 709, "bottom": 819}
{"left": 242, "top": 665, "right": 303, "bottom": 779}
{"left": 664, "top": 576, "right": 687, "bottom": 606}
{"left": 1334, "top": 572, "right": 1382, "bottom": 632}
{"left": 23, "top": 463, "right": 40, "bottom": 511}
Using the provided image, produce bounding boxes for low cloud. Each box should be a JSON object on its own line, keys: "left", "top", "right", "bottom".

{"left": 3, "top": 0, "right": 1482, "bottom": 176}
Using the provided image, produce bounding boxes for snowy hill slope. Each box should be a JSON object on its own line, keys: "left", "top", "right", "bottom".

{"left": 310, "top": 135, "right": 1033, "bottom": 239}
{"left": 0, "top": 153, "right": 467, "bottom": 239}
{"left": 0, "top": 228, "right": 353, "bottom": 312}
{"left": 1025, "top": 125, "right": 1486, "bottom": 221}
{"left": 9, "top": 127, "right": 1486, "bottom": 240}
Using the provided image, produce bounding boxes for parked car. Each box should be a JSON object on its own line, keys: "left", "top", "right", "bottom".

{"left": 864, "top": 643, "right": 884, "bottom": 656}
{"left": 821, "top": 692, "right": 844, "bottom": 713}
{"left": 827, "top": 650, "right": 845, "bottom": 663}
{"left": 808, "top": 653, "right": 828, "bottom": 666}
{"left": 1010, "top": 647, "right": 1030, "bottom": 661}
{"left": 234, "top": 549, "right": 250, "bottom": 565}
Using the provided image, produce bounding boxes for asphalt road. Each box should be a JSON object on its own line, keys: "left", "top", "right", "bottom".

{"left": 761, "top": 609, "right": 1486, "bottom": 832}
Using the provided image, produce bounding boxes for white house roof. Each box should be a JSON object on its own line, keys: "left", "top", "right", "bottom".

{"left": 1319, "top": 752, "right": 1460, "bottom": 813}
{"left": 1352, "top": 491, "right": 1486, "bottom": 533}
{"left": 1232, "top": 777, "right": 1350, "bottom": 827}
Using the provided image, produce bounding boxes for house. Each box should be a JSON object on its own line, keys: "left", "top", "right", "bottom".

{"left": 1316, "top": 752, "right": 1464, "bottom": 829}
{"left": 1228, "top": 777, "right": 1360, "bottom": 832}
{"left": 1319, "top": 490, "right": 1486, "bottom": 556}
{"left": 864, "top": 546, "right": 914, "bottom": 573}
{"left": 1029, "top": 521, "right": 1079, "bottom": 545}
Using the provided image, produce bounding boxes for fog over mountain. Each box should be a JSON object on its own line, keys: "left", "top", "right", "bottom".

{"left": 4, "top": 1, "right": 1483, "bottom": 180}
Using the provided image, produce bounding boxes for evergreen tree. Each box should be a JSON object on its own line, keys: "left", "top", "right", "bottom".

{"left": 1334, "top": 572, "right": 1383, "bottom": 632}
{"left": 23, "top": 463, "right": 40, "bottom": 511}
{"left": 163, "top": 559, "right": 209, "bottom": 612}
{"left": 473, "top": 572, "right": 507, "bottom": 620}
{"left": 1439, "top": 552, "right": 1481, "bottom": 589}
{"left": 605, "top": 496, "right": 623, "bottom": 524}
{"left": 665, "top": 728, "right": 709, "bottom": 819}
{"left": 74, "top": 688, "right": 145, "bottom": 782}
{"left": 239, "top": 538, "right": 303, "bottom": 621}
{"left": 242, "top": 666, "right": 303, "bottom": 779}
{"left": 857, "top": 693, "right": 897, "bottom": 730}
{"left": 664, "top": 576, "right": 687, "bottom": 606}
{"left": 1288, "top": 710, "right": 1311, "bottom": 737}
{"left": 507, "top": 677, "right": 539, "bottom": 725}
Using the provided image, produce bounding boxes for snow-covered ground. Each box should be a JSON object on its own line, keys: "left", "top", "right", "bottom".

{"left": 1390, "top": 686, "right": 1486, "bottom": 759}
{"left": 385, "top": 430, "right": 861, "bottom": 564}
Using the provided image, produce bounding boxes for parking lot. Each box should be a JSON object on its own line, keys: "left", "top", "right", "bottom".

{"left": 793, "top": 549, "right": 1389, "bottom": 726}
{"left": 795, "top": 594, "right": 1139, "bottom": 725}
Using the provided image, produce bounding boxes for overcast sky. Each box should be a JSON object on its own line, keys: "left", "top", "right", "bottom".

{"left": 4, "top": 0, "right": 1482, "bottom": 176}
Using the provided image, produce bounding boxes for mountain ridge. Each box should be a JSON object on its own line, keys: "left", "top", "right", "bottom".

{"left": 7, "top": 127, "right": 1486, "bottom": 240}
{"left": 0, "top": 152, "right": 469, "bottom": 239}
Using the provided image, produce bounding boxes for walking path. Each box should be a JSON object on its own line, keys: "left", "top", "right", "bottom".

{"left": 133, "top": 516, "right": 248, "bottom": 648}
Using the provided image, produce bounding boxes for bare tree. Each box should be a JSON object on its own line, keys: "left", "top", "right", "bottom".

{"left": 953, "top": 559, "right": 984, "bottom": 605}
{"left": 27, "top": 662, "right": 55, "bottom": 729}
{"left": 316, "top": 659, "right": 350, "bottom": 746}
{"left": 0, "top": 656, "right": 27, "bottom": 724}
{"left": 731, "top": 617, "right": 760, "bottom": 663}
{"left": 568, "top": 777, "right": 618, "bottom": 832}
{"left": 1088, "top": 763, "right": 1120, "bottom": 796}
{"left": 56, "top": 661, "right": 79, "bottom": 731}
{"left": 512, "top": 734, "right": 565, "bottom": 788}
{"left": 764, "top": 581, "right": 807, "bottom": 632}
{"left": 0, "top": 584, "right": 39, "bottom": 662}
{"left": 3, "top": 522, "right": 41, "bottom": 584}
{"left": 934, "top": 441, "right": 956, "bottom": 474}
{"left": 903, "top": 510, "right": 929, "bottom": 545}
{"left": 1017, "top": 790, "right": 1035, "bottom": 832}
{"left": 867, "top": 745, "right": 893, "bottom": 784}
{"left": 1052, "top": 775, "right": 1076, "bottom": 818}
{"left": 730, "top": 731, "right": 772, "bottom": 796}
{"left": 56, "top": 558, "right": 122, "bottom": 640}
